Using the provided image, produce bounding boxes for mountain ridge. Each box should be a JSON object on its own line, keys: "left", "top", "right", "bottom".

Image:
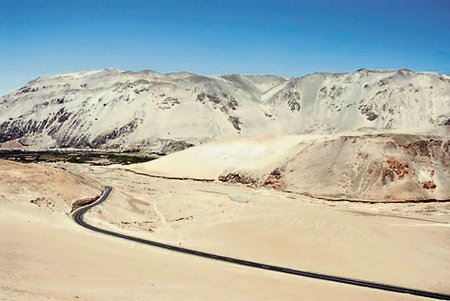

{"left": 1, "top": 68, "right": 449, "bottom": 153}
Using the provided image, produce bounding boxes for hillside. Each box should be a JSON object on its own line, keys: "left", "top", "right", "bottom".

{"left": 0, "top": 68, "right": 449, "bottom": 152}
{"left": 128, "top": 128, "right": 450, "bottom": 201}
{"left": 0, "top": 159, "right": 101, "bottom": 211}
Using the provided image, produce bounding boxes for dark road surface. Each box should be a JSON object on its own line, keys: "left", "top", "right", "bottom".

{"left": 73, "top": 186, "right": 450, "bottom": 300}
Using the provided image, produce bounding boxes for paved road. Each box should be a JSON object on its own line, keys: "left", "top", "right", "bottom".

{"left": 73, "top": 186, "right": 450, "bottom": 300}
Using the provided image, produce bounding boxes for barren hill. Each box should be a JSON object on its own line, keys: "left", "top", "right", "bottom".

{"left": 128, "top": 128, "right": 450, "bottom": 201}
{"left": 1, "top": 68, "right": 449, "bottom": 152}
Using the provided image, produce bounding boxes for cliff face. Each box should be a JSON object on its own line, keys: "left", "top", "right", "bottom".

{"left": 0, "top": 68, "right": 449, "bottom": 152}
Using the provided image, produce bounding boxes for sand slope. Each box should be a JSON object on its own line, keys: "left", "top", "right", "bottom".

{"left": 1, "top": 161, "right": 439, "bottom": 300}
{"left": 128, "top": 128, "right": 450, "bottom": 201}
{"left": 2, "top": 203, "right": 434, "bottom": 301}
{"left": 75, "top": 164, "right": 450, "bottom": 295}
{"left": 0, "top": 160, "right": 102, "bottom": 212}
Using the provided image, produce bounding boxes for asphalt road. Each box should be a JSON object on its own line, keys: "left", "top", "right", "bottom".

{"left": 73, "top": 186, "right": 450, "bottom": 300}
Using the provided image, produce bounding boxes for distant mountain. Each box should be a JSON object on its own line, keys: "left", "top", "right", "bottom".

{"left": 0, "top": 68, "right": 449, "bottom": 153}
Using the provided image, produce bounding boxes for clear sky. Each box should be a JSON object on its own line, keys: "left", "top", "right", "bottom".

{"left": 1, "top": 0, "right": 449, "bottom": 95}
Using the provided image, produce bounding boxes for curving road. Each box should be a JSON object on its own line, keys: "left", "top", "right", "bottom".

{"left": 73, "top": 186, "right": 450, "bottom": 300}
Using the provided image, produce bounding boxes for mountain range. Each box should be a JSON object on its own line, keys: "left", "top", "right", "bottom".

{"left": 0, "top": 68, "right": 449, "bottom": 153}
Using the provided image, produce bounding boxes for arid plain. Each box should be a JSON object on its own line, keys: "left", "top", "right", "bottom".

{"left": 1, "top": 151, "right": 449, "bottom": 300}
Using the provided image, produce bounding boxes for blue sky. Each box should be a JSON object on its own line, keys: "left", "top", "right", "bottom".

{"left": 1, "top": 0, "right": 449, "bottom": 95}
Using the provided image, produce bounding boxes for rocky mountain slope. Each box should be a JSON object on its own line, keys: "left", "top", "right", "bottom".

{"left": 0, "top": 68, "right": 449, "bottom": 152}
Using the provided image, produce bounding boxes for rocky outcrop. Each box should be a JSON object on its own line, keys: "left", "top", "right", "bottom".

{"left": 421, "top": 181, "right": 437, "bottom": 190}
{"left": 227, "top": 116, "right": 242, "bottom": 131}
{"left": 124, "top": 138, "right": 195, "bottom": 154}
{"left": 217, "top": 169, "right": 284, "bottom": 189}
{"left": 263, "top": 169, "right": 283, "bottom": 189}
{"left": 91, "top": 119, "right": 139, "bottom": 148}
{"left": 284, "top": 91, "right": 301, "bottom": 112}
{"left": 218, "top": 173, "right": 258, "bottom": 186}
{"left": 158, "top": 97, "right": 180, "bottom": 110}
{"left": 70, "top": 195, "right": 100, "bottom": 213}
{"left": 359, "top": 104, "right": 379, "bottom": 121}
{"left": 196, "top": 92, "right": 239, "bottom": 114}
{"left": 382, "top": 157, "right": 410, "bottom": 185}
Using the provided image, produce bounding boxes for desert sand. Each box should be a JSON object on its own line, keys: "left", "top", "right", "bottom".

{"left": 1, "top": 159, "right": 449, "bottom": 300}
{"left": 1, "top": 201, "right": 435, "bottom": 301}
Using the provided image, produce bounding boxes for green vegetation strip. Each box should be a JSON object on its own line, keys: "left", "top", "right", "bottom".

{"left": 0, "top": 150, "right": 160, "bottom": 165}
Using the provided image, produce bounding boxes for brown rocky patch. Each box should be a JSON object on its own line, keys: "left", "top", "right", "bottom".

{"left": 421, "top": 181, "right": 437, "bottom": 190}
{"left": 386, "top": 157, "right": 410, "bottom": 178}
{"left": 30, "top": 197, "right": 56, "bottom": 210}
{"left": 218, "top": 173, "right": 257, "bottom": 186}
{"left": 381, "top": 157, "right": 411, "bottom": 185}
{"left": 70, "top": 195, "right": 100, "bottom": 213}
{"left": 401, "top": 139, "right": 442, "bottom": 157}
{"left": 263, "top": 169, "right": 283, "bottom": 189}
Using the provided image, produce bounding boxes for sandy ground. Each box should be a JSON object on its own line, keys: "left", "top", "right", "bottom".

{"left": 0, "top": 160, "right": 102, "bottom": 211}
{"left": 1, "top": 200, "right": 433, "bottom": 301}
{"left": 1, "top": 160, "right": 449, "bottom": 300}
{"left": 79, "top": 164, "right": 449, "bottom": 293}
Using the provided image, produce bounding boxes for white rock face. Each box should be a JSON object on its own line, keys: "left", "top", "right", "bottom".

{"left": 0, "top": 68, "right": 449, "bottom": 152}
